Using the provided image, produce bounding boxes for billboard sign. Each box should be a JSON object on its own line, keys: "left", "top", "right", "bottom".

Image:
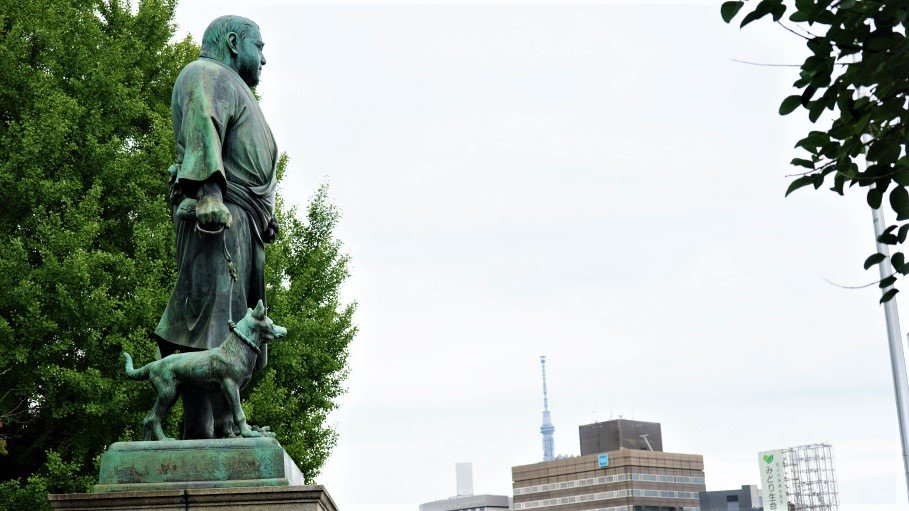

{"left": 598, "top": 453, "right": 609, "bottom": 467}
{"left": 758, "top": 450, "right": 789, "bottom": 511}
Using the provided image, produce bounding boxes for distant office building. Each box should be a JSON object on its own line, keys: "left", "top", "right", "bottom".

{"left": 579, "top": 419, "right": 663, "bottom": 455}
{"left": 512, "top": 449, "right": 705, "bottom": 511}
{"left": 420, "top": 463, "right": 512, "bottom": 511}
{"left": 457, "top": 462, "right": 475, "bottom": 497}
{"left": 699, "top": 485, "right": 762, "bottom": 511}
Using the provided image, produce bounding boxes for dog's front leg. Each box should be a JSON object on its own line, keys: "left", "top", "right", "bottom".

{"left": 222, "top": 379, "right": 259, "bottom": 438}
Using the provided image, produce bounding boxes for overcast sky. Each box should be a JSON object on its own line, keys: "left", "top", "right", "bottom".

{"left": 172, "top": 2, "right": 907, "bottom": 510}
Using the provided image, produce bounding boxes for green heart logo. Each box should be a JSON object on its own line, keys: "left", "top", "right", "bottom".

{"left": 763, "top": 455, "right": 774, "bottom": 464}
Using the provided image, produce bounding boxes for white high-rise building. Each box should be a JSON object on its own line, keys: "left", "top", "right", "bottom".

{"left": 456, "top": 462, "right": 474, "bottom": 497}
{"left": 419, "top": 463, "right": 512, "bottom": 511}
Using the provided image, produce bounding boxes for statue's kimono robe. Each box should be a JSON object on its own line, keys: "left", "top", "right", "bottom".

{"left": 155, "top": 57, "right": 277, "bottom": 367}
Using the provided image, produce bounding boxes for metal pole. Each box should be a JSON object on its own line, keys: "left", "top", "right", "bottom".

{"left": 871, "top": 206, "right": 909, "bottom": 499}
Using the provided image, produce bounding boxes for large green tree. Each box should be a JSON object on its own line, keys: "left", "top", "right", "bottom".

{"left": 0, "top": 1, "right": 355, "bottom": 509}
{"left": 722, "top": 0, "right": 909, "bottom": 301}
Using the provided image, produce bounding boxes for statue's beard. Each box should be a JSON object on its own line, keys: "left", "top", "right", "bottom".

{"left": 237, "top": 55, "right": 261, "bottom": 88}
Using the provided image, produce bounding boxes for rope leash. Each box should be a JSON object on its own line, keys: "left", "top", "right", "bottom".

{"left": 193, "top": 220, "right": 269, "bottom": 439}
{"left": 195, "top": 222, "right": 238, "bottom": 326}
{"left": 194, "top": 220, "right": 266, "bottom": 359}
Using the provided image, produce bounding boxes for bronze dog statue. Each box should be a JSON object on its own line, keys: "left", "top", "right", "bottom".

{"left": 124, "top": 300, "right": 286, "bottom": 441}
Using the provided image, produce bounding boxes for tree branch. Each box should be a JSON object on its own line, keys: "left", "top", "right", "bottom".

{"left": 776, "top": 21, "right": 811, "bottom": 40}
{"left": 731, "top": 59, "right": 803, "bottom": 67}
{"left": 823, "top": 273, "right": 897, "bottom": 290}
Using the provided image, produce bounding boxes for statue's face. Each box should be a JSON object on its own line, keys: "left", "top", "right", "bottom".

{"left": 235, "top": 26, "right": 266, "bottom": 87}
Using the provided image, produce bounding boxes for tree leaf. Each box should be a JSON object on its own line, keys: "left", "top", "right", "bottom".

{"left": 898, "top": 223, "right": 909, "bottom": 243}
{"left": 864, "top": 253, "right": 886, "bottom": 269}
{"left": 831, "top": 173, "right": 846, "bottom": 195}
{"left": 721, "top": 1, "right": 745, "bottom": 23}
{"left": 791, "top": 158, "right": 814, "bottom": 168}
{"left": 868, "top": 188, "right": 884, "bottom": 209}
{"left": 796, "top": 130, "right": 829, "bottom": 150}
{"left": 879, "top": 233, "right": 899, "bottom": 245}
{"left": 779, "top": 95, "right": 802, "bottom": 115}
{"left": 786, "top": 175, "right": 815, "bottom": 196}
{"left": 881, "top": 288, "right": 899, "bottom": 304}
{"left": 812, "top": 172, "right": 825, "bottom": 189}
{"left": 808, "top": 99, "right": 826, "bottom": 122}
{"left": 868, "top": 138, "right": 900, "bottom": 162}
{"left": 789, "top": 10, "right": 810, "bottom": 22}
{"left": 880, "top": 275, "right": 898, "bottom": 288}
{"left": 740, "top": 3, "right": 771, "bottom": 27}
{"left": 893, "top": 168, "right": 909, "bottom": 187}
{"left": 891, "top": 187, "right": 909, "bottom": 221}
{"left": 893, "top": 252, "right": 907, "bottom": 274}
{"left": 771, "top": 2, "right": 787, "bottom": 21}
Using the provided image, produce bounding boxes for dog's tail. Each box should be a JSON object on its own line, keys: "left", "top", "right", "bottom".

{"left": 123, "top": 352, "right": 151, "bottom": 380}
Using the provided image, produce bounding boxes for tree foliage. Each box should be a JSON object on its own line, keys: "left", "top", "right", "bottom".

{"left": 722, "top": 0, "right": 909, "bottom": 301}
{"left": 251, "top": 180, "right": 356, "bottom": 477}
{"left": 0, "top": 1, "right": 355, "bottom": 508}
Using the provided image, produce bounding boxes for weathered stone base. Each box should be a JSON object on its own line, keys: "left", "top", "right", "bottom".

{"left": 94, "top": 437, "right": 304, "bottom": 492}
{"left": 48, "top": 485, "right": 338, "bottom": 511}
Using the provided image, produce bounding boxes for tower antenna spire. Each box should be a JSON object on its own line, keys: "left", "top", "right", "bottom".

{"left": 540, "top": 356, "right": 555, "bottom": 461}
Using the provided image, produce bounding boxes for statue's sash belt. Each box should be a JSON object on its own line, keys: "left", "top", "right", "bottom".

{"left": 225, "top": 181, "right": 271, "bottom": 244}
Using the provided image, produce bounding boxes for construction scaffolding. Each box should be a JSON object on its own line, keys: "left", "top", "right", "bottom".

{"left": 782, "top": 443, "right": 840, "bottom": 511}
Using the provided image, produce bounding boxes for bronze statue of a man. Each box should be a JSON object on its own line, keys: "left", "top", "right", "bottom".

{"left": 154, "top": 15, "right": 279, "bottom": 439}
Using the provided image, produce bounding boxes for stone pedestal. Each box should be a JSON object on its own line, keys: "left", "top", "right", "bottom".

{"left": 48, "top": 485, "right": 338, "bottom": 511}
{"left": 94, "top": 437, "right": 304, "bottom": 492}
{"left": 47, "top": 438, "right": 337, "bottom": 510}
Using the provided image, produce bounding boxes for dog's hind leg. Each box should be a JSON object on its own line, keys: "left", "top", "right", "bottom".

{"left": 212, "top": 391, "right": 238, "bottom": 439}
{"left": 221, "top": 379, "right": 259, "bottom": 438}
{"left": 143, "top": 381, "right": 179, "bottom": 441}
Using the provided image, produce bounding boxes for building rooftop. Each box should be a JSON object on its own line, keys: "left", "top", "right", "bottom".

{"left": 418, "top": 494, "right": 511, "bottom": 511}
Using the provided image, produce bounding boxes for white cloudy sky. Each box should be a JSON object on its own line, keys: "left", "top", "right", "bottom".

{"left": 171, "top": 2, "right": 907, "bottom": 510}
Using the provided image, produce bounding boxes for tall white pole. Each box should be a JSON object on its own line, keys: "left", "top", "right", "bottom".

{"left": 850, "top": 64, "right": 909, "bottom": 500}
{"left": 871, "top": 207, "right": 909, "bottom": 500}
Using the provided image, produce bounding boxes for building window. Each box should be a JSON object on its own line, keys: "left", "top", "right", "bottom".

{"left": 726, "top": 495, "right": 740, "bottom": 511}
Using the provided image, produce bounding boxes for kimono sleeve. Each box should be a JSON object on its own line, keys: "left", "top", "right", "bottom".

{"left": 172, "top": 65, "right": 234, "bottom": 191}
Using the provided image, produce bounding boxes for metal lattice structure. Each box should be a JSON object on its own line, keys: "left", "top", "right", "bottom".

{"left": 539, "top": 356, "right": 555, "bottom": 462}
{"left": 782, "top": 443, "right": 840, "bottom": 511}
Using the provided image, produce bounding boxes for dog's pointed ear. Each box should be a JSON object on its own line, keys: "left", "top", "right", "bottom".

{"left": 252, "top": 299, "right": 266, "bottom": 320}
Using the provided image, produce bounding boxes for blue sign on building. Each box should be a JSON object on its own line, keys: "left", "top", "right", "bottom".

{"left": 598, "top": 453, "right": 609, "bottom": 467}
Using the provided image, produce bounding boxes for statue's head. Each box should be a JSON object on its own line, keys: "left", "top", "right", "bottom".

{"left": 200, "top": 15, "right": 266, "bottom": 88}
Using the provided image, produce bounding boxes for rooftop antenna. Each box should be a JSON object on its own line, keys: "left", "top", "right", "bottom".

{"left": 540, "top": 356, "right": 555, "bottom": 462}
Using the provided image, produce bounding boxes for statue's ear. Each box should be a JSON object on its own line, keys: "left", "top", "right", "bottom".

{"left": 252, "top": 299, "right": 266, "bottom": 319}
{"left": 227, "top": 32, "right": 240, "bottom": 56}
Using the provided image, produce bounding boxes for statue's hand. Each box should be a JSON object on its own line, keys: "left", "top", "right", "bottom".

{"left": 175, "top": 198, "right": 197, "bottom": 222}
{"left": 196, "top": 194, "right": 232, "bottom": 230}
{"left": 262, "top": 217, "right": 279, "bottom": 243}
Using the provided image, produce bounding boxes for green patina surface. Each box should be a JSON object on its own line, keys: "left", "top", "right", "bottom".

{"left": 94, "top": 437, "right": 304, "bottom": 492}
{"left": 153, "top": 14, "right": 280, "bottom": 441}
